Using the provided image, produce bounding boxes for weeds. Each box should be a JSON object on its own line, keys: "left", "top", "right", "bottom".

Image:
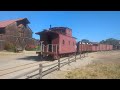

{"left": 65, "top": 62, "right": 120, "bottom": 79}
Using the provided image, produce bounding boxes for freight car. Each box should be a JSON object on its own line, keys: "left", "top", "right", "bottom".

{"left": 35, "top": 27, "right": 77, "bottom": 59}
{"left": 77, "top": 41, "right": 92, "bottom": 53}
{"left": 77, "top": 42, "right": 113, "bottom": 53}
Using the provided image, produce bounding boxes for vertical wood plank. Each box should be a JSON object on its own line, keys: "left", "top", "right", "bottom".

{"left": 39, "top": 64, "right": 42, "bottom": 79}
{"left": 52, "top": 44, "right": 53, "bottom": 52}
{"left": 56, "top": 44, "right": 57, "bottom": 54}
{"left": 75, "top": 53, "right": 76, "bottom": 62}
{"left": 58, "top": 58, "right": 60, "bottom": 70}
{"left": 80, "top": 52, "right": 81, "bottom": 59}
{"left": 68, "top": 55, "right": 70, "bottom": 65}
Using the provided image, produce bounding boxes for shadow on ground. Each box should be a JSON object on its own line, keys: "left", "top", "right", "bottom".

{"left": 17, "top": 56, "right": 54, "bottom": 61}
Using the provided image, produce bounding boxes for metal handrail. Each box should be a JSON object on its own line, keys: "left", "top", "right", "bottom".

{"left": 36, "top": 43, "right": 58, "bottom": 55}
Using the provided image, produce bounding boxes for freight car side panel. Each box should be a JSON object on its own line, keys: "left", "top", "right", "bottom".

{"left": 106, "top": 45, "right": 108, "bottom": 50}
{"left": 92, "top": 45, "right": 97, "bottom": 51}
{"left": 89, "top": 45, "right": 92, "bottom": 51}
{"left": 59, "top": 34, "right": 76, "bottom": 54}
{"left": 107, "top": 45, "right": 109, "bottom": 50}
{"left": 102, "top": 44, "right": 106, "bottom": 51}
{"left": 77, "top": 43, "right": 93, "bottom": 53}
{"left": 77, "top": 43, "right": 83, "bottom": 53}
{"left": 99, "top": 44, "right": 103, "bottom": 51}
{"left": 109, "top": 45, "right": 113, "bottom": 50}
{"left": 96, "top": 45, "right": 99, "bottom": 51}
{"left": 81, "top": 44, "right": 84, "bottom": 52}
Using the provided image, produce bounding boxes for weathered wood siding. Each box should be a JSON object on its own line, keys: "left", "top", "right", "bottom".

{"left": 0, "top": 20, "right": 36, "bottom": 51}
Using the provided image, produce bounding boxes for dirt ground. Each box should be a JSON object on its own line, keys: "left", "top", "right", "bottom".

{"left": 0, "top": 51, "right": 54, "bottom": 79}
{"left": 0, "top": 50, "right": 120, "bottom": 79}
{"left": 42, "top": 50, "right": 120, "bottom": 79}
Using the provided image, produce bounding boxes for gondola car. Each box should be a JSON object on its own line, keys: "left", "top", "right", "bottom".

{"left": 77, "top": 41, "right": 91, "bottom": 53}
{"left": 77, "top": 41, "right": 93, "bottom": 53}
{"left": 35, "top": 27, "right": 77, "bottom": 59}
{"left": 77, "top": 42, "right": 113, "bottom": 53}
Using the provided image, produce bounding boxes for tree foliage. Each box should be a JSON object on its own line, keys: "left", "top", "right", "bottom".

{"left": 99, "top": 38, "right": 120, "bottom": 46}
{"left": 81, "top": 39, "right": 90, "bottom": 43}
{"left": 4, "top": 42, "right": 16, "bottom": 52}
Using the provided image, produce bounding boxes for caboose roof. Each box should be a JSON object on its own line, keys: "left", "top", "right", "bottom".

{"left": 49, "top": 27, "right": 72, "bottom": 31}
{"left": 35, "top": 30, "right": 77, "bottom": 39}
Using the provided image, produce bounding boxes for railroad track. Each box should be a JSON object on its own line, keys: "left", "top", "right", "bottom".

{"left": 0, "top": 54, "right": 85, "bottom": 79}
{"left": 0, "top": 60, "right": 53, "bottom": 78}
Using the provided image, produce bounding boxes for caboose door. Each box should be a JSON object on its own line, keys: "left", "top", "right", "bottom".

{"left": 47, "top": 36, "right": 52, "bottom": 52}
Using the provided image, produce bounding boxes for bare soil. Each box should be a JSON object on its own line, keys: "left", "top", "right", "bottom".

{"left": 0, "top": 50, "right": 120, "bottom": 79}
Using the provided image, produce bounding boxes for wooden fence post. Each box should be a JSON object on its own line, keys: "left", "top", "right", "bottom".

{"left": 68, "top": 55, "right": 70, "bottom": 65}
{"left": 87, "top": 52, "right": 88, "bottom": 57}
{"left": 58, "top": 58, "right": 60, "bottom": 70}
{"left": 52, "top": 44, "right": 53, "bottom": 52}
{"left": 39, "top": 64, "right": 42, "bottom": 79}
{"left": 84, "top": 52, "right": 85, "bottom": 57}
{"left": 80, "top": 52, "right": 81, "bottom": 59}
{"left": 75, "top": 53, "right": 76, "bottom": 62}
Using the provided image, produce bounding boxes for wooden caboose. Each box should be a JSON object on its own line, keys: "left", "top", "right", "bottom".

{"left": 36, "top": 27, "right": 77, "bottom": 59}
{"left": 0, "top": 18, "right": 35, "bottom": 51}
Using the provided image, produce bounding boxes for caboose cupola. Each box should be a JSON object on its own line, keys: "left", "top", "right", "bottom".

{"left": 49, "top": 27, "right": 72, "bottom": 37}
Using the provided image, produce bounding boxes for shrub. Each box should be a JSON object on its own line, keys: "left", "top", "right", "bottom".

{"left": 35, "top": 45, "right": 40, "bottom": 50}
{"left": 25, "top": 45, "right": 36, "bottom": 51}
{"left": 4, "top": 42, "right": 16, "bottom": 52}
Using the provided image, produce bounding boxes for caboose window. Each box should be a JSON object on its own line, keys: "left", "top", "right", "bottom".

{"left": 63, "top": 40, "right": 65, "bottom": 45}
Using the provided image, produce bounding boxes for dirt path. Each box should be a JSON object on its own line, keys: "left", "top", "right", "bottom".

{"left": 0, "top": 51, "right": 92, "bottom": 79}
{"left": 0, "top": 51, "right": 53, "bottom": 79}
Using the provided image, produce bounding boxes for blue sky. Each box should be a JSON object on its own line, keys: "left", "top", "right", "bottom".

{"left": 0, "top": 11, "right": 120, "bottom": 42}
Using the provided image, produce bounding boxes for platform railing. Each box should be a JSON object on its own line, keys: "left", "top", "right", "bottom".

{"left": 37, "top": 43, "right": 58, "bottom": 54}
{"left": 46, "top": 44, "right": 58, "bottom": 54}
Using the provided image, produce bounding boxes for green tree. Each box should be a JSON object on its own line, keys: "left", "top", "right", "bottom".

{"left": 81, "top": 39, "right": 90, "bottom": 43}
{"left": 100, "top": 38, "right": 119, "bottom": 45}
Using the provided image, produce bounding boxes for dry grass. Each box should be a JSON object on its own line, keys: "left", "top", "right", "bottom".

{"left": 66, "top": 51, "right": 120, "bottom": 79}
{"left": 65, "top": 62, "right": 120, "bottom": 79}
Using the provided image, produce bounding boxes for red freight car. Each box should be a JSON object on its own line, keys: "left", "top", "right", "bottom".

{"left": 77, "top": 42, "right": 92, "bottom": 53}
{"left": 77, "top": 42, "right": 86, "bottom": 53}
{"left": 77, "top": 42, "right": 113, "bottom": 53}
{"left": 35, "top": 27, "right": 77, "bottom": 59}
